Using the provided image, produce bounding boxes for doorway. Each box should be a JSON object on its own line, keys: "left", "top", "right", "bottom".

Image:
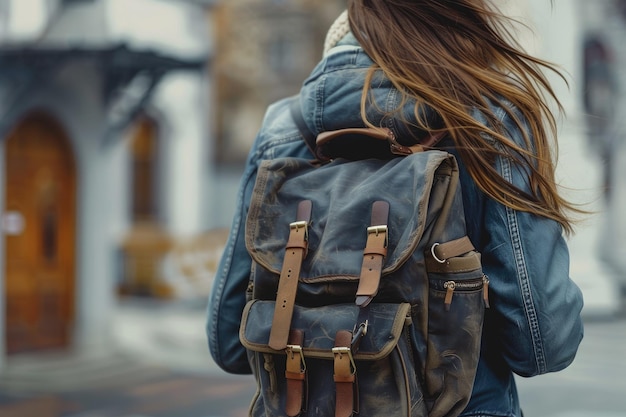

{"left": 3, "top": 112, "right": 77, "bottom": 354}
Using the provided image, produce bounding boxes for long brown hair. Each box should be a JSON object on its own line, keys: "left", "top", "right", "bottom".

{"left": 348, "top": 0, "right": 580, "bottom": 234}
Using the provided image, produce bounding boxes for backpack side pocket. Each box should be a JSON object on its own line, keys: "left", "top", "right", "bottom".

{"left": 425, "top": 248, "right": 486, "bottom": 417}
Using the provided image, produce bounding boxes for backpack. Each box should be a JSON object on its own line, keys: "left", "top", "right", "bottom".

{"left": 238, "top": 100, "right": 488, "bottom": 417}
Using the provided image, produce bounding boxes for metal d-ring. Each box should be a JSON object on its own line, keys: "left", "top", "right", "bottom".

{"left": 431, "top": 243, "right": 446, "bottom": 264}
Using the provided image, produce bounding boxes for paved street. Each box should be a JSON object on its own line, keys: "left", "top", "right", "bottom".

{"left": 0, "top": 370, "right": 255, "bottom": 417}
{"left": 0, "top": 336, "right": 257, "bottom": 417}
{"left": 0, "top": 299, "right": 254, "bottom": 417}
{"left": 0, "top": 297, "right": 624, "bottom": 417}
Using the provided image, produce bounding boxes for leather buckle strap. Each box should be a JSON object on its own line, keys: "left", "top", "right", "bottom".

{"left": 289, "top": 97, "right": 317, "bottom": 156}
{"left": 429, "top": 236, "right": 475, "bottom": 263}
{"left": 285, "top": 330, "right": 307, "bottom": 417}
{"left": 333, "top": 330, "right": 357, "bottom": 417}
{"left": 269, "top": 200, "right": 312, "bottom": 351}
{"left": 355, "top": 201, "right": 390, "bottom": 307}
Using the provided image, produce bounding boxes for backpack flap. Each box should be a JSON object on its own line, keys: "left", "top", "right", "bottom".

{"left": 240, "top": 300, "right": 411, "bottom": 359}
{"left": 246, "top": 150, "right": 466, "bottom": 306}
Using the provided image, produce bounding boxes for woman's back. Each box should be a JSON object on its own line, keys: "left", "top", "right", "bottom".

{"left": 206, "top": 3, "right": 585, "bottom": 416}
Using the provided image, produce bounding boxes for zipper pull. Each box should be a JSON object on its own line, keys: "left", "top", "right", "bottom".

{"left": 483, "top": 275, "right": 490, "bottom": 308}
{"left": 443, "top": 281, "right": 456, "bottom": 311}
{"left": 246, "top": 280, "right": 254, "bottom": 302}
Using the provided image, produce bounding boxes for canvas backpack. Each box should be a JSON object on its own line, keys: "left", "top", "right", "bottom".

{"left": 238, "top": 101, "right": 489, "bottom": 417}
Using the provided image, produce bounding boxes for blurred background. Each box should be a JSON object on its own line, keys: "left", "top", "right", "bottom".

{"left": 0, "top": 0, "right": 624, "bottom": 416}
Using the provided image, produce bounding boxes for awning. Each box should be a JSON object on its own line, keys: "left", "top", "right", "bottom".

{"left": 0, "top": 43, "right": 207, "bottom": 141}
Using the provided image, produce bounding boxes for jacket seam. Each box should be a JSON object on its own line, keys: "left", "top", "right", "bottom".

{"left": 316, "top": 76, "right": 326, "bottom": 132}
{"left": 500, "top": 154, "right": 546, "bottom": 374}
{"left": 316, "top": 48, "right": 369, "bottom": 74}
{"left": 386, "top": 88, "right": 399, "bottom": 131}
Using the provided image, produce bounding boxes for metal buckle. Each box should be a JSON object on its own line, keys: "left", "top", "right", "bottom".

{"left": 431, "top": 242, "right": 446, "bottom": 264}
{"left": 286, "top": 344, "right": 306, "bottom": 372}
{"left": 367, "top": 225, "right": 387, "bottom": 236}
{"left": 367, "top": 225, "right": 388, "bottom": 248}
{"left": 351, "top": 320, "right": 369, "bottom": 346}
{"left": 289, "top": 221, "right": 309, "bottom": 241}
{"left": 332, "top": 346, "right": 356, "bottom": 375}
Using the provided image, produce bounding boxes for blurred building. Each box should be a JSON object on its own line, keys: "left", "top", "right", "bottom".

{"left": 0, "top": 0, "right": 216, "bottom": 365}
{"left": 0, "top": 0, "right": 345, "bottom": 369}
{"left": 212, "top": 0, "right": 343, "bottom": 163}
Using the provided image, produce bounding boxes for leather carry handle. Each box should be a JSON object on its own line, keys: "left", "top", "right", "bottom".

{"left": 316, "top": 128, "right": 390, "bottom": 144}
{"left": 316, "top": 127, "right": 447, "bottom": 160}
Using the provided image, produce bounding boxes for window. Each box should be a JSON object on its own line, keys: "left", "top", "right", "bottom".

{"left": 131, "top": 115, "right": 160, "bottom": 222}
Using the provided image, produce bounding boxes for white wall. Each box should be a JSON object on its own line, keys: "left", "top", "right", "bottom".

{"left": 152, "top": 72, "right": 209, "bottom": 237}
{"left": 3, "top": 0, "right": 49, "bottom": 40}
{"left": 43, "top": 0, "right": 108, "bottom": 44}
{"left": 47, "top": 62, "right": 120, "bottom": 350}
{"left": 106, "top": 0, "right": 208, "bottom": 60}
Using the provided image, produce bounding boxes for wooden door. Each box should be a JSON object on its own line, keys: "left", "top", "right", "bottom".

{"left": 3, "top": 112, "right": 76, "bottom": 354}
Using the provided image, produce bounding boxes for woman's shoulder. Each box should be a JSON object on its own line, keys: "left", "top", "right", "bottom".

{"left": 470, "top": 96, "right": 531, "bottom": 147}
{"left": 471, "top": 95, "right": 524, "bottom": 125}
{"left": 248, "top": 96, "right": 313, "bottom": 161}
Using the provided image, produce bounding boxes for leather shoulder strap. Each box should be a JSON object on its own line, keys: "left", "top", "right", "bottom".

{"left": 289, "top": 97, "right": 317, "bottom": 156}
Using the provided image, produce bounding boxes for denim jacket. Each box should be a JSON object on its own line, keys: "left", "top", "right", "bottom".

{"left": 207, "top": 34, "right": 584, "bottom": 417}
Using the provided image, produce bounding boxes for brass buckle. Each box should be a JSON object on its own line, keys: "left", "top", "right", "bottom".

{"left": 289, "top": 221, "right": 309, "bottom": 242}
{"left": 367, "top": 225, "right": 388, "bottom": 248}
{"left": 332, "top": 346, "right": 356, "bottom": 375}
{"left": 286, "top": 344, "right": 306, "bottom": 373}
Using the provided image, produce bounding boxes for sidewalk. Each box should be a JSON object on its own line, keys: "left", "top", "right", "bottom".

{"left": 111, "top": 298, "right": 222, "bottom": 377}
{"left": 0, "top": 298, "right": 220, "bottom": 395}
{"left": 0, "top": 298, "right": 256, "bottom": 417}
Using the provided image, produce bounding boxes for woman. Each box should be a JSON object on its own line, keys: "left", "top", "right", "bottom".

{"left": 207, "top": 1, "right": 584, "bottom": 416}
